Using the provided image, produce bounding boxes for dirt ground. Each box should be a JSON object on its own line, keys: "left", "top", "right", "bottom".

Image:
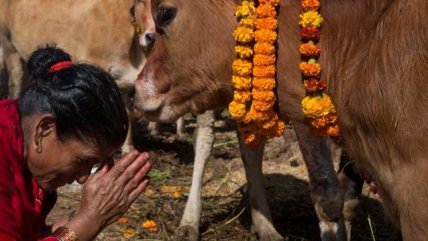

{"left": 46, "top": 113, "right": 402, "bottom": 241}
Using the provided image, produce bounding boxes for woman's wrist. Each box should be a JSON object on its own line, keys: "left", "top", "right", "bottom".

{"left": 63, "top": 210, "right": 103, "bottom": 241}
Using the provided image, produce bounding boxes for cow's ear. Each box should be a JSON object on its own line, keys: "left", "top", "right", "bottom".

{"left": 156, "top": 6, "right": 177, "bottom": 28}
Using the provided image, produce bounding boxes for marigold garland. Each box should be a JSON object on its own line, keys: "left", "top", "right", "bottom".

{"left": 229, "top": 0, "right": 285, "bottom": 147}
{"left": 300, "top": 0, "right": 340, "bottom": 139}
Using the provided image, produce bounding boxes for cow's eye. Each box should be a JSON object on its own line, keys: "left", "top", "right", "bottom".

{"left": 156, "top": 6, "right": 176, "bottom": 27}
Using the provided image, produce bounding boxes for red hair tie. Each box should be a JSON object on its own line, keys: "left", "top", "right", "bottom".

{"left": 48, "top": 61, "right": 73, "bottom": 73}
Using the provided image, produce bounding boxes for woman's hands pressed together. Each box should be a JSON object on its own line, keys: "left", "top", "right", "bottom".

{"left": 64, "top": 150, "right": 152, "bottom": 241}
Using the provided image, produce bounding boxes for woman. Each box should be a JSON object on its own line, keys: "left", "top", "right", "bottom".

{"left": 0, "top": 46, "right": 152, "bottom": 241}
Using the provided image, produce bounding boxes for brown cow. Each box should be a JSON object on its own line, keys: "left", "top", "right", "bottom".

{"left": 135, "top": 0, "right": 428, "bottom": 241}
{"left": 135, "top": 1, "right": 352, "bottom": 241}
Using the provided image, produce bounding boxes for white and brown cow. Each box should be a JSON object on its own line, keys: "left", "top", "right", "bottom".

{"left": 135, "top": 0, "right": 428, "bottom": 241}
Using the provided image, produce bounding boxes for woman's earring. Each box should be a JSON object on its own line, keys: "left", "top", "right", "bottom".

{"left": 34, "top": 136, "right": 42, "bottom": 153}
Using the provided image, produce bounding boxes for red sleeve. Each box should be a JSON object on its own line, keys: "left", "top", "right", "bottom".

{"left": 0, "top": 125, "right": 21, "bottom": 239}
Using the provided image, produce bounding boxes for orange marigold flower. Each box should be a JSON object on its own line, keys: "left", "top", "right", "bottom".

{"left": 253, "top": 65, "right": 276, "bottom": 78}
{"left": 310, "top": 116, "right": 327, "bottom": 129}
{"left": 252, "top": 90, "right": 276, "bottom": 102}
{"left": 234, "top": 90, "right": 251, "bottom": 102}
{"left": 248, "top": 107, "right": 272, "bottom": 121}
{"left": 304, "top": 78, "right": 326, "bottom": 92}
{"left": 252, "top": 77, "right": 276, "bottom": 90}
{"left": 232, "top": 59, "right": 253, "bottom": 76}
{"left": 300, "top": 61, "right": 321, "bottom": 77}
{"left": 253, "top": 54, "right": 276, "bottom": 66}
{"left": 260, "top": 114, "right": 278, "bottom": 130}
{"left": 326, "top": 124, "right": 340, "bottom": 138}
{"left": 256, "top": 18, "right": 278, "bottom": 31}
{"left": 123, "top": 228, "right": 136, "bottom": 238}
{"left": 254, "top": 43, "right": 275, "bottom": 55}
{"left": 257, "top": 4, "right": 277, "bottom": 18}
{"left": 235, "top": 45, "right": 253, "bottom": 58}
{"left": 253, "top": 100, "right": 274, "bottom": 112}
{"left": 254, "top": 29, "right": 277, "bottom": 44}
{"left": 141, "top": 220, "right": 159, "bottom": 232}
{"left": 259, "top": 0, "right": 280, "bottom": 6}
{"left": 300, "top": 27, "right": 320, "bottom": 41}
{"left": 173, "top": 191, "right": 182, "bottom": 199}
{"left": 325, "top": 114, "right": 338, "bottom": 124}
{"left": 232, "top": 76, "right": 252, "bottom": 90}
{"left": 302, "top": 0, "right": 320, "bottom": 11}
{"left": 299, "top": 43, "right": 321, "bottom": 57}
{"left": 229, "top": 101, "right": 247, "bottom": 119}
{"left": 233, "top": 27, "right": 254, "bottom": 43}
{"left": 118, "top": 217, "right": 129, "bottom": 224}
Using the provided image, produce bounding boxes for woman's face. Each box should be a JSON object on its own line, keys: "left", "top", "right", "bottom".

{"left": 24, "top": 114, "right": 119, "bottom": 192}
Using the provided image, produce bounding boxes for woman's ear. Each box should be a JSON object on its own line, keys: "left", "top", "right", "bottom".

{"left": 34, "top": 114, "right": 56, "bottom": 153}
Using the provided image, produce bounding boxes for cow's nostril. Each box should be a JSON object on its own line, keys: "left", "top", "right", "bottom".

{"left": 144, "top": 33, "right": 156, "bottom": 47}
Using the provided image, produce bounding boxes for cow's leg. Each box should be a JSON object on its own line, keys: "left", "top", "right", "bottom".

{"left": 175, "top": 110, "right": 214, "bottom": 241}
{"left": 387, "top": 160, "right": 428, "bottom": 241}
{"left": 293, "top": 122, "right": 347, "bottom": 241}
{"left": 238, "top": 137, "right": 283, "bottom": 241}
{"left": 337, "top": 152, "right": 363, "bottom": 241}
{"left": 176, "top": 116, "right": 186, "bottom": 138}
{"left": 0, "top": 36, "right": 23, "bottom": 98}
{"left": 147, "top": 121, "right": 160, "bottom": 136}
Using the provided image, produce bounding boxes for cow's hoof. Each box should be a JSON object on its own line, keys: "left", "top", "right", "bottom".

{"left": 174, "top": 225, "right": 199, "bottom": 241}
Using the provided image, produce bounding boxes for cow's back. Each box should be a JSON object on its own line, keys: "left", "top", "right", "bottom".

{"left": 0, "top": 0, "right": 145, "bottom": 88}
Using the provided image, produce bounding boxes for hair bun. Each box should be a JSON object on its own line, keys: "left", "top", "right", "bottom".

{"left": 27, "top": 45, "right": 72, "bottom": 80}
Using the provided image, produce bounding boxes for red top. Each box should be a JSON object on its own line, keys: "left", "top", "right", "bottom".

{"left": 0, "top": 99, "right": 58, "bottom": 241}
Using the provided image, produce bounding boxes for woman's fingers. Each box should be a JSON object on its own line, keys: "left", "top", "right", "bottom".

{"left": 115, "top": 152, "right": 151, "bottom": 185}
{"left": 109, "top": 150, "right": 142, "bottom": 179}
{"left": 123, "top": 159, "right": 152, "bottom": 193}
{"left": 128, "top": 178, "right": 150, "bottom": 203}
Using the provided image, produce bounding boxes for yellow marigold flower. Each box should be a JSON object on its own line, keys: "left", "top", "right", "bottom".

{"left": 254, "top": 43, "right": 275, "bottom": 55}
{"left": 254, "top": 29, "right": 277, "bottom": 44}
{"left": 232, "top": 76, "right": 252, "bottom": 90}
{"left": 302, "top": 0, "right": 320, "bottom": 11}
{"left": 123, "top": 228, "right": 136, "bottom": 238}
{"left": 141, "top": 220, "right": 159, "bottom": 232}
{"left": 234, "top": 90, "right": 252, "bottom": 102}
{"left": 299, "top": 43, "right": 321, "bottom": 57}
{"left": 253, "top": 100, "right": 274, "bottom": 112}
{"left": 253, "top": 54, "right": 276, "bottom": 66}
{"left": 253, "top": 65, "right": 276, "bottom": 78}
{"left": 229, "top": 101, "right": 247, "bottom": 119}
{"left": 274, "top": 120, "right": 286, "bottom": 137}
{"left": 299, "top": 10, "right": 323, "bottom": 28}
{"left": 300, "top": 61, "right": 321, "bottom": 77}
{"left": 243, "top": 132, "right": 263, "bottom": 148}
{"left": 118, "top": 217, "right": 129, "bottom": 224}
{"left": 257, "top": 4, "right": 277, "bottom": 18}
{"left": 302, "top": 93, "right": 337, "bottom": 119}
{"left": 235, "top": 45, "right": 253, "bottom": 58}
{"left": 240, "top": 17, "right": 256, "bottom": 28}
{"left": 256, "top": 18, "right": 278, "bottom": 31}
{"left": 252, "top": 77, "right": 276, "bottom": 90}
{"left": 236, "top": 1, "right": 256, "bottom": 18}
{"left": 252, "top": 90, "right": 275, "bottom": 102}
{"left": 233, "top": 27, "right": 254, "bottom": 43}
{"left": 233, "top": 59, "right": 253, "bottom": 76}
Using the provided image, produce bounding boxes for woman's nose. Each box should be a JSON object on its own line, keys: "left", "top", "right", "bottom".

{"left": 76, "top": 168, "right": 92, "bottom": 184}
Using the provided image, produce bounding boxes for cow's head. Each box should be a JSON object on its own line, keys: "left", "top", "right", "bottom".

{"left": 133, "top": 0, "right": 156, "bottom": 48}
{"left": 134, "top": 0, "right": 238, "bottom": 122}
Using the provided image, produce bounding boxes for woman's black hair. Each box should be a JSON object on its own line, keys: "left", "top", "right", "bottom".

{"left": 18, "top": 45, "right": 129, "bottom": 148}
